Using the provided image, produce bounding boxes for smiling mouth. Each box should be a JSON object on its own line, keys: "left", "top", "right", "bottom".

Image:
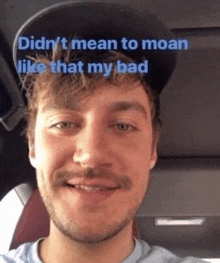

{"left": 65, "top": 184, "right": 119, "bottom": 192}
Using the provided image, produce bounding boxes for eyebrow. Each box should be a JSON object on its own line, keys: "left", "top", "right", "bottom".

{"left": 109, "top": 101, "right": 147, "bottom": 117}
{"left": 41, "top": 100, "right": 147, "bottom": 118}
{"left": 41, "top": 102, "right": 80, "bottom": 113}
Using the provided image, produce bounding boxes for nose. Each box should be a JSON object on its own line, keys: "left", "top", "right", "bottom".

{"left": 73, "top": 123, "right": 112, "bottom": 168}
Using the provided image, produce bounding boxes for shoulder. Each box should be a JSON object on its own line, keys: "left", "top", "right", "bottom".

{"left": 148, "top": 244, "right": 206, "bottom": 263}
{"left": 133, "top": 239, "right": 207, "bottom": 263}
{"left": 0, "top": 242, "right": 31, "bottom": 263}
{"left": 0, "top": 239, "right": 43, "bottom": 263}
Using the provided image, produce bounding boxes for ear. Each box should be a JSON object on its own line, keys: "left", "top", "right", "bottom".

{"left": 29, "top": 143, "right": 37, "bottom": 168}
{"left": 150, "top": 144, "right": 158, "bottom": 170}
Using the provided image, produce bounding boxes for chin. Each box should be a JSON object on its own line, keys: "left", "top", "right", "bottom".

{"left": 51, "top": 210, "right": 134, "bottom": 244}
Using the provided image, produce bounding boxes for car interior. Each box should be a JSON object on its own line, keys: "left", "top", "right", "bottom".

{"left": 0, "top": 0, "right": 220, "bottom": 262}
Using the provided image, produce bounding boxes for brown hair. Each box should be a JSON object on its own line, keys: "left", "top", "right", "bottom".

{"left": 22, "top": 49, "right": 161, "bottom": 145}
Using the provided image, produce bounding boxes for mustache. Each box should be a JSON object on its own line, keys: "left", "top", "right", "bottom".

{"left": 53, "top": 168, "right": 132, "bottom": 189}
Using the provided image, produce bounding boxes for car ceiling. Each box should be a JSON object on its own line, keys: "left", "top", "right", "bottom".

{"left": 0, "top": 0, "right": 220, "bottom": 199}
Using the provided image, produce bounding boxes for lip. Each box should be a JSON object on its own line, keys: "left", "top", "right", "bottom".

{"left": 66, "top": 179, "right": 119, "bottom": 189}
{"left": 64, "top": 183, "right": 120, "bottom": 203}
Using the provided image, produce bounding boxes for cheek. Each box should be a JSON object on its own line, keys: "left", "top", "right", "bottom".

{"left": 116, "top": 134, "right": 154, "bottom": 168}
{"left": 117, "top": 135, "right": 153, "bottom": 190}
{"left": 35, "top": 129, "right": 71, "bottom": 171}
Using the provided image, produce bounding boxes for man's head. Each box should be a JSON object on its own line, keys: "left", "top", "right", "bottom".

{"left": 23, "top": 50, "right": 159, "bottom": 243}
{"left": 28, "top": 72, "right": 158, "bottom": 243}
{"left": 13, "top": 1, "right": 176, "bottom": 244}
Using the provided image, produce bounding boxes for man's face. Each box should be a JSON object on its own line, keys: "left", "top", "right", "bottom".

{"left": 29, "top": 81, "right": 157, "bottom": 243}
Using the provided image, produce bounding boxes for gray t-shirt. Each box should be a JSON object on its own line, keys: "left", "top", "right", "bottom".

{"left": 0, "top": 238, "right": 206, "bottom": 263}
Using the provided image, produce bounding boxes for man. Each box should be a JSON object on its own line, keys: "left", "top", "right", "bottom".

{"left": 0, "top": 1, "right": 206, "bottom": 262}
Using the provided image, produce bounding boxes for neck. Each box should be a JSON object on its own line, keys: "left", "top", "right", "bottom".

{"left": 39, "top": 221, "right": 135, "bottom": 263}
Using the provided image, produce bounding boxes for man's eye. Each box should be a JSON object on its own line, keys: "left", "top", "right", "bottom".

{"left": 52, "top": 122, "right": 77, "bottom": 130}
{"left": 115, "top": 123, "right": 135, "bottom": 131}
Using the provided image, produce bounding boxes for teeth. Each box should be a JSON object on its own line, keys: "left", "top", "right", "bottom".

{"left": 74, "top": 185, "right": 108, "bottom": 191}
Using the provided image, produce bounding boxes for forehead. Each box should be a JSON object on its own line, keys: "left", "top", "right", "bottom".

{"left": 38, "top": 81, "right": 152, "bottom": 116}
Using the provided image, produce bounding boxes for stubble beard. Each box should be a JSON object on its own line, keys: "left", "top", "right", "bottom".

{"left": 37, "top": 169, "right": 148, "bottom": 244}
